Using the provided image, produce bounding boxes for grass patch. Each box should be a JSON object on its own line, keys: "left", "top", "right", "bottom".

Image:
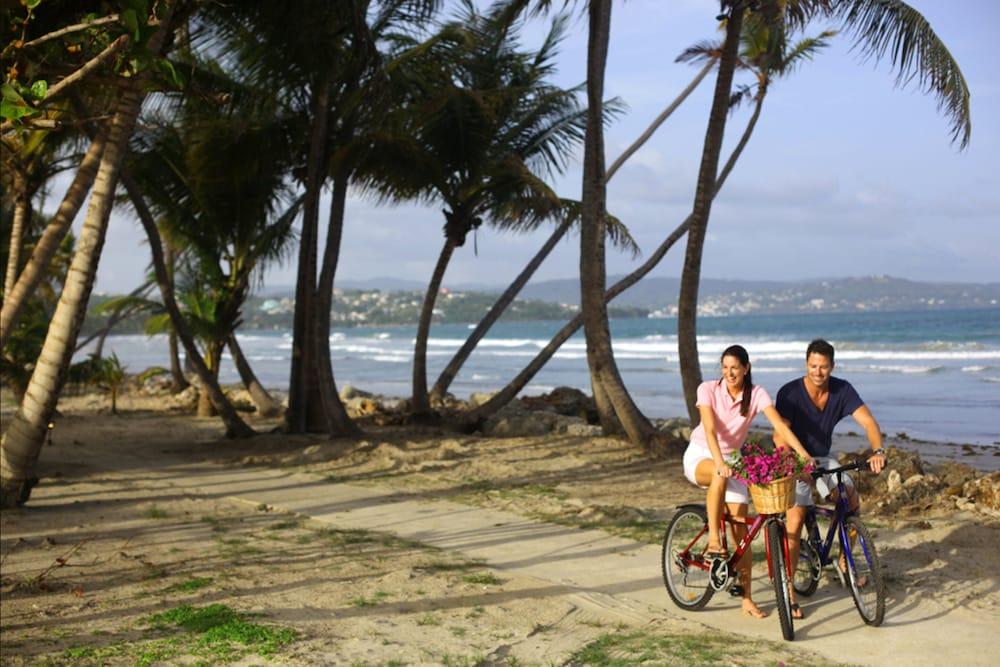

{"left": 201, "top": 515, "right": 228, "bottom": 533}
{"left": 349, "top": 591, "right": 390, "bottom": 607}
{"left": 461, "top": 572, "right": 502, "bottom": 586}
{"left": 569, "top": 629, "right": 838, "bottom": 666}
{"left": 268, "top": 519, "right": 301, "bottom": 530}
{"left": 417, "top": 559, "right": 479, "bottom": 574}
{"left": 164, "top": 576, "right": 214, "bottom": 594}
{"left": 145, "top": 505, "right": 168, "bottom": 519}
{"left": 146, "top": 603, "right": 297, "bottom": 662}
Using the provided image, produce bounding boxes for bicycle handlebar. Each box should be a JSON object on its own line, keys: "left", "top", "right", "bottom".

{"left": 810, "top": 457, "right": 880, "bottom": 479}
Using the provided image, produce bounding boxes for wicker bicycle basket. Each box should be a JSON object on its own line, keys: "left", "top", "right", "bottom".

{"left": 748, "top": 476, "right": 796, "bottom": 514}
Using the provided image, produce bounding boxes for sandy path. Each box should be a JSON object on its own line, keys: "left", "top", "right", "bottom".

{"left": 147, "top": 457, "right": 995, "bottom": 667}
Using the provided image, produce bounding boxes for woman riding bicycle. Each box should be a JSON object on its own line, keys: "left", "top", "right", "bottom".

{"left": 682, "top": 344, "right": 813, "bottom": 619}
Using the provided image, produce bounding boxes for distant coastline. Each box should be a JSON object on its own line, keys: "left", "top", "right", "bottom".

{"left": 86, "top": 275, "right": 1000, "bottom": 333}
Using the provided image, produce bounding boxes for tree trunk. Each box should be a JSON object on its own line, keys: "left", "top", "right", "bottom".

{"left": 312, "top": 169, "right": 361, "bottom": 436}
{"left": 411, "top": 236, "right": 456, "bottom": 416}
{"left": 463, "top": 92, "right": 765, "bottom": 432}
{"left": 165, "top": 244, "right": 189, "bottom": 392}
{"left": 168, "top": 331, "right": 188, "bottom": 392}
{"left": 3, "top": 169, "right": 29, "bottom": 301}
{"left": 121, "top": 170, "right": 254, "bottom": 438}
{"left": 228, "top": 334, "right": 281, "bottom": 417}
{"left": 1, "top": 132, "right": 106, "bottom": 350}
{"left": 579, "top": 0, "right": 656, "bottom": 446}
{"left": 286, "top": 77, "right": 332, "bottom": 434}
{"left": 678, "top": 4, "right": 745, "bottom": 424}
{"left": 197, "top": 340, "right": 223, "bottom": 417}
{"left": 430, "top": 218, "right": 572, "bottom": 402}
{"left": 0, "top": 84, "right": 145, "bottom": 508}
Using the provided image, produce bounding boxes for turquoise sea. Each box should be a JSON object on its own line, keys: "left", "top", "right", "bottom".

{"left": 85, "top": 308, "right": 1000, "bottom": 446}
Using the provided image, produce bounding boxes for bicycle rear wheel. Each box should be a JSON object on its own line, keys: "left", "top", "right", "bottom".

{"left": 767, "top": 520, "right": 795, "bottom": 641}
{"left": 842, "top": 516, "right": 886, "bottom": 626}
{"left": 793, "top": 540, "right": 820, "bottom": 597}
{"left": 661, "top": 507, "right": 715, "bottom": 610}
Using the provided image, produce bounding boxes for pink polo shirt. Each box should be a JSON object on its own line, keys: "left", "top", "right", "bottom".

{"left": 689, "top": 380, "right": 772, "bottom": 456}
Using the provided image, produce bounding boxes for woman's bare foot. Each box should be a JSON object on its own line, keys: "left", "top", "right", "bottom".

{"left": 741, "top": 599, "right": 768, "bottom": 618}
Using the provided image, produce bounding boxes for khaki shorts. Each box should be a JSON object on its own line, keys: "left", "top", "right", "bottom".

{"left": 795, "top": 456, "right": 855, "bottom": 506}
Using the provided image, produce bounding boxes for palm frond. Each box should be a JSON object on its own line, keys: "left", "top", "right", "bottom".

{"left": 831, "top": 0, "right": 971, "bottom": 148}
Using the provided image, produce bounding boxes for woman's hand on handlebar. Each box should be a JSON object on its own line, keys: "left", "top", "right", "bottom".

{"left": 715, "top": 461, "right": 733, "bottom": 479}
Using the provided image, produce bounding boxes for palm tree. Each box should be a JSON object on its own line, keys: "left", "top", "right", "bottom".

{"left": 429, "top": 201, "right": 636, "bottom": 404}
{"left": 0, "top": 127, "right": 104, "bottom": 351}
{"left": 576, "top": 0, "right": 658, "bottom": 443}
{"left": 204, "top": 0, "right": 438, "bottom": 436}
{"left": 125, "top": 90, "right": 299, "bottom": 419}
{"left": 0, "top": 3, "right": 180, "bottom": 507}
{"left": 377, "top": 1, "right": 588, "bottom": 416}
{"left": 676, "top": 0, "right": 971, "bottom": 422}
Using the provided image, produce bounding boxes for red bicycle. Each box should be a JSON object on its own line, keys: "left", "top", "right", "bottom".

{"left": 661, "top": 501, "right": 797, "bottom": 640}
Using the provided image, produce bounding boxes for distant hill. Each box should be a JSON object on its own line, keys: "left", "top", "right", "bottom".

{"left": 505, "top": 275, "right": 999, "bottom": 313}
{"left": 256, "top": 275, "right": 999, "bottom": 314}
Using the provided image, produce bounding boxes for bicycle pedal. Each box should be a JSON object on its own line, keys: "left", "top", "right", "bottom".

{"left": 729, "top": 584, "right": 744, "bottom": 597}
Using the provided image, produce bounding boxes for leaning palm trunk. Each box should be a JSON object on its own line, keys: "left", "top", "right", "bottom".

{"left": 121, "top": 170, "right": 254, "bottom": 438}
{"left": 3, "top": 170, "right": 28, "bottom": 301}
{"left": 0, "top": 84, "right": 145, "bottom": 508}
{"left": 75, "top": 282, "right": 153, "bottom": 356}
{"left": 430, "top": 218, "right": 572, "bottom": 402}
{"left": 310, "top": 170, "right": 360, "bottom": 436}
{"left": 678, "top": 6, "right": 745, "bottom": 423}
{"left": 228, "top": 334, "right": 281, "bottom": 417}
{"left": 605, "top": 58, "right": 716, "bottom": 181}
{"left": 411, "top": 237, "right": 456, "bottom": 416}
{"left": 1, "top": 132, "right": 106, "bottom": 350}
{"left": 286, "top": 77, "right": 332, "bottom": 434}
{"left": 579, "top": 0, "right": 657, "bottom": 446}
{"left": 463, "top": 91, "right": 765, "bottom": 436}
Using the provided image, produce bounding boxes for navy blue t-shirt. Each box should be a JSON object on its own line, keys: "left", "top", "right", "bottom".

{"left": 775, "top": 377, "right": 864, "bottom": 457}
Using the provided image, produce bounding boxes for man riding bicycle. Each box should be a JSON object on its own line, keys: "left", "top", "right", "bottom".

{"left": 774, "top": 339, "right": 887, "bottom": 619}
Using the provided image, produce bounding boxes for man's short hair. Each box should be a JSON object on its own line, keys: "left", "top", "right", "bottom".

{"left": 806, "top": 338, "right": 835, "bottom": 363}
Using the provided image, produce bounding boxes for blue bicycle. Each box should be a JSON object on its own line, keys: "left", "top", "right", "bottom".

{"left": 792, "top": 459, "right": 886, "bottom": 626}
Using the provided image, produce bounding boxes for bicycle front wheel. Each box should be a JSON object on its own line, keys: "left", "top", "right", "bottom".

{"left": 661, "top": 507, "right": 714, "bottom": 610}
{"left": 767, "top": 520, "right": 795, "bottom": 641}
{"left": 842, "top": 516, "right": 886, "bottom": 626}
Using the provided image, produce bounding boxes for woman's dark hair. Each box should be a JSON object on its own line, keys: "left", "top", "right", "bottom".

{"left": 720, "top": 344, "right": 752, "bottom": 417}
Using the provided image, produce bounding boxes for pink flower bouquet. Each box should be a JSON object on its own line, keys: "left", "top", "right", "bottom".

{"left": 729, "top": 439, "right": 814, "bottom": 486}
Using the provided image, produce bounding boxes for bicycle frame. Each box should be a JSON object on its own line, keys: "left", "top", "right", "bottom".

{"left": 804, "top": 467, "right": 861, "bottom": 569}
{"left": 678, "top": 508, "right": 789, "bottom": 584}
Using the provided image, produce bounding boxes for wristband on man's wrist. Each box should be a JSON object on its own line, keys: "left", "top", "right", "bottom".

{"left": 871, "top": 448, "right": 886, "bottom": 457}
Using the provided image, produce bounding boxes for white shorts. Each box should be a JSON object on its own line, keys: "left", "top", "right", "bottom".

{"left": 683, "top": 442, "right": 750, "bottom": 505}
{"left": 795, "top": 456, "right": 855, "bottom": 506}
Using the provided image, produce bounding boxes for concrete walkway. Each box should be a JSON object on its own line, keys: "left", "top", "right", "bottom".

{"left": 180, "top": 460, "right": 991, "bottom": 667}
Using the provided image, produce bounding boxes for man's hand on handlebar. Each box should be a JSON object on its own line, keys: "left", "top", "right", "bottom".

{"left": 868, "top": 449, "right": 887, "bottom": 474}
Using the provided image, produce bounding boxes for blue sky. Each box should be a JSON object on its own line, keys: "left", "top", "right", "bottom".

{"left": 89, "top": 0, "right": 999, "bottom": 292}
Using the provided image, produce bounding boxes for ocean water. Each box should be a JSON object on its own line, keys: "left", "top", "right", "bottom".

{"left": 82, "top": 308, "right": 1000, "bottom": 446}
